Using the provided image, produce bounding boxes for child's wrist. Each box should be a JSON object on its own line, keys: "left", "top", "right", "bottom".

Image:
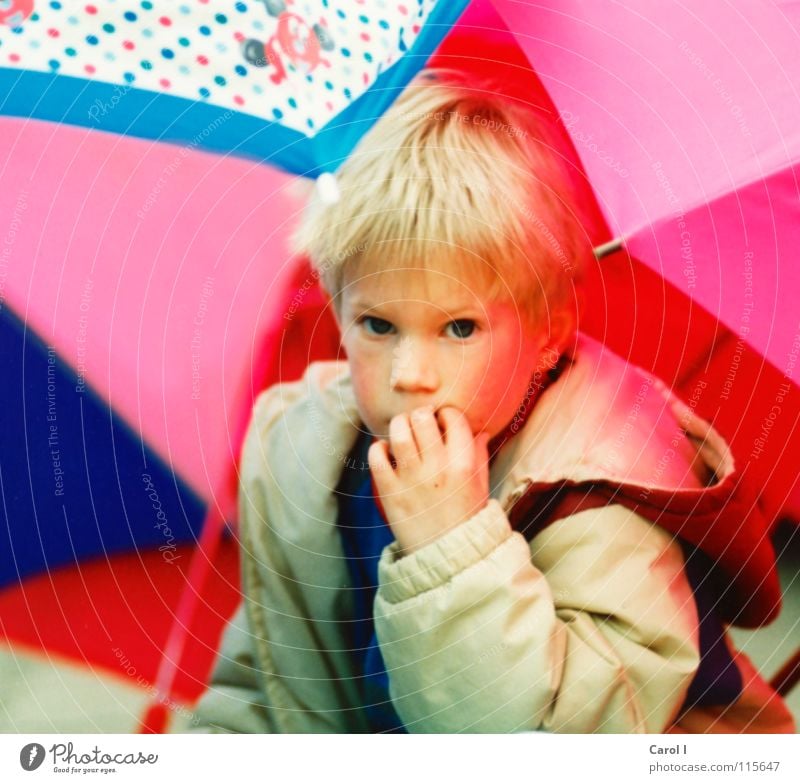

{"left": 390, "top": 501, "right": 490, "bottom": 557}
{"left": 377, "top": 500, "right": 512, "bottom": 603}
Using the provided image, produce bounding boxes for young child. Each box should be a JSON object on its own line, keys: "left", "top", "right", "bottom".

{"left": 191, "top": 70, "right": 794, "bottom": 733}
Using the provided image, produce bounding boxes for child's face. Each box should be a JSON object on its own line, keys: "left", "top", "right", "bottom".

{"left": 335, "top": 268, "right": 552, "bottom": 441}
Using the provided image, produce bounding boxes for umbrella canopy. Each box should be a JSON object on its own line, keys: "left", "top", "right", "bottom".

{"left": 2, "top": 0, "right": 798, "bottom": 732}
{"left": 490, "top": 0, "right": 800, "bottom": 521}
{"left": 492, "top": 0, "right": 800, "bottom": 379}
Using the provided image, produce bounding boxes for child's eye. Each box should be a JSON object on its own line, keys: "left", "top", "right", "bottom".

{"left": 445, "top": 319, "right": 476, "bottom": 339}
{"left": 360, "top": 316, "right": 395, "bottom": 336}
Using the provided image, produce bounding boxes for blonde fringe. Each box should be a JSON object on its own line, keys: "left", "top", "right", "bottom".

{"left": 291, "top": 68, "right": 591, "bottom": 327}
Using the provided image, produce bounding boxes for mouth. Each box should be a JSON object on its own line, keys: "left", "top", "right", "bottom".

{"left": 379, "top": 408, "right": 446, "bottom": 434}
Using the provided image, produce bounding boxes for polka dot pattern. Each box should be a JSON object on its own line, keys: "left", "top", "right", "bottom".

{"left": 0, "top": 0, "right": 437, "bottom": 135}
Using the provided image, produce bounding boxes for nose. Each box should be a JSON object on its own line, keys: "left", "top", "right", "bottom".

{"left": 389, "top": 336, "right": 440, "bottom": 393}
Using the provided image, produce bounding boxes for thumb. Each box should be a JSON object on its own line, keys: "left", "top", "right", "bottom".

{"left": 473, "top": 432, "right": 492, "bottom": 496}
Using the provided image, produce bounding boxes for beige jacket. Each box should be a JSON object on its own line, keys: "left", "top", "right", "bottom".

{"left": 190, "top": 333, "right": 794, "bottom": 733}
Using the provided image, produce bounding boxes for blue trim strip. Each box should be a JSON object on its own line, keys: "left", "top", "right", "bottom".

{"left": 335, "top": 430, "right": 407, "bottom": 733}
{"left": 0, "top": 68, "right": 315, "bottom": 173}
{"left": 310, "top": 0, "right": 471, "bottom": 174}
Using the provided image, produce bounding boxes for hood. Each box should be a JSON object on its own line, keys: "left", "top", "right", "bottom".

{"left": 490, "top": 332, "right": 727, "bottom": 503}
{"left": 492, "top": 332, "right": 780, "bottom": 628}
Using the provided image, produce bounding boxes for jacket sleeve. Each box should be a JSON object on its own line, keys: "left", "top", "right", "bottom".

{"left": 372, "top": 498, "right": 701, "bottom": 733}
{"left": 187, "top": 602, "right": 277, "bottom": 733}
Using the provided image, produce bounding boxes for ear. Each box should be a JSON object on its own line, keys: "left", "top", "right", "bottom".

{"left": 549, "top": 307, "right": 576, "bottom": 352}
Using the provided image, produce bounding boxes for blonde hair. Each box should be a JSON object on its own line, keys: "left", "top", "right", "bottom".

{"left": 292, "top": 68, "right": 591, "bottom": 330}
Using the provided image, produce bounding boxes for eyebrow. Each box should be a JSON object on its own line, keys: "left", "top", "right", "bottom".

{"left": 348, "top": 301, "right": 379, "bottom": 314}
{"left": 348, "top": 300, "right": 482, "bottom": 316}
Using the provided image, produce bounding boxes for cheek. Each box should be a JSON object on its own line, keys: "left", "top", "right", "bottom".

{"left": 349, "top": 354, "right": 379, "bottom": 392}
{"left": 480, "top": 331, "right": 528, "bottom": 387}
{"left": 345, "top": 345, "right": 387, "bottom": 408}
{"left": 472, "top": 372, "right": 518, "bottom": 415}
{"left": 459, "top": 342, "right": 535, "bottom": 430}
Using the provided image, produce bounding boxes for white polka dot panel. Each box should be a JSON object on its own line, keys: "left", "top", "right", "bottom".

{"left": 0, "top": 0, "right": 436, "bottom": 136}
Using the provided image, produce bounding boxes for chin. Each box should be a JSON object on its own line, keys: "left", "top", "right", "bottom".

{"left": 361, "top": 419, "right": 386, "bottom": 439}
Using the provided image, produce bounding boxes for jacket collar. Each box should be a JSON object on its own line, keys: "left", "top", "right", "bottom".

{"left": 489, "top": 332, "right": 735, "bottom": 510}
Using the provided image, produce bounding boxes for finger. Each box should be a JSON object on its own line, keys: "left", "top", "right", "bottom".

{"left": 367, "top": 439, "right": 396, "bottom": 493}
{"left": 408, "top": 405, "right": 443, "bottom": 460}
{"left": 435, "top": 407, "right": 474, "bottom": 467}
{"left": 473, "top": 432, "right": 491, "bottom": 493}
{"left": 389, "top": 413, "right": 420, "bottom": 466}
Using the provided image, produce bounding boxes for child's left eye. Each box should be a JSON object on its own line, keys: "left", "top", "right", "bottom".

{"left": 445, "top": 319, "right": 476, "bottom": 339}
{"left": 360, "top": 316, "right": 395, "bottom": 336}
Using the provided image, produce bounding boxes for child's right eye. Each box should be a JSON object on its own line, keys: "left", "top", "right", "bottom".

{"left": 360, "top": 316, "right": 395, "bottom": 336}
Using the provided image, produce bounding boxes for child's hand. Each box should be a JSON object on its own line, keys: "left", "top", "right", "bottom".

{"left": 367, "top": 406, "right": 491, "bottom": 556}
